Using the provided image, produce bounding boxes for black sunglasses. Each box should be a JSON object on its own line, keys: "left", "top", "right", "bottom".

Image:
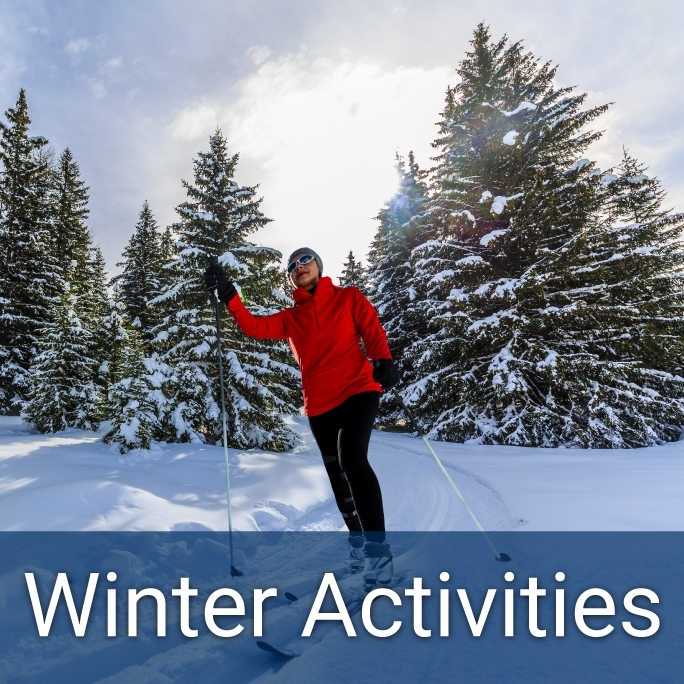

{"left": 287, "top": 254, "right": 315, "bottom": 274}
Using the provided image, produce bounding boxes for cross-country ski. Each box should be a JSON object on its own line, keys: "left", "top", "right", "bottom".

{"left": 256, "top": 573, "right": 408, "bottom": 659}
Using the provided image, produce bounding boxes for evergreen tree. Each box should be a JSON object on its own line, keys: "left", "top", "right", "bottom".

{"left": 22, "top": 284, "right": 100, "bottom": 432}
{"left": 399, "top": 24, "right": 684, "bottom": 447}
{"left": 367, "top": 152, "right": 429, "bottom": 387}
{"left": 75, "top": 245, "right": 112, "bottom": 404}
{"left": 605, "top": 148, "right": 668, "bottom": 224}
{"left": 53, "top": 147, "right": 90, "bottom": 277}
{"left": 98, "top": 296, "right": 133, "bottom": 390}
{"left": 549, "top": 149, "right": 684, "bottom": 444}
{"left": 45, "top": 149, "right": 109, "bottom": 430}
{"left": 152, "top": 130, "right": 299, "bottom": 449}
{"left": 103, "top": 314, "right": 160, "bottom": 452}
{"left": 0, "top": 94, "right": 110, "bottom": 430}
{"left": 339, "top": 250, "right": 369, "bottom": 292}
{"left": 157, "top": 225, "right": 177, "bottom": 291}
{"left": 115, "top": 201, "right": 167, "bottom": 339}
{"left": 0, "top": 90, "right": 57, "bottom": 410}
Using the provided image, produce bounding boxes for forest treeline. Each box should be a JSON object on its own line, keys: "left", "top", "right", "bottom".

{"left": 2, "top": 24, "right": 683, "bottom": 450}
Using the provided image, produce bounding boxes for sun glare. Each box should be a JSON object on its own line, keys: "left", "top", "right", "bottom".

{"left": 167, "top": 51, "right": 453, "bottom": 277}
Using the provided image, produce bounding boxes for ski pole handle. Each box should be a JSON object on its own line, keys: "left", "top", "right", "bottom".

{"left": 205, "top": 254, "right": 222, "bottom": 301}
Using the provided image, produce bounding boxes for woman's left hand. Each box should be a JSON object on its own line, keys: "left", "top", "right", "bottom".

{"left": 372, "top": 359, "right": 401, "bottom": 390}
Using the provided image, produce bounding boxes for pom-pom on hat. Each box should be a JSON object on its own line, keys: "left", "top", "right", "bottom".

{"left": 287, "top": 247, "right": 323, "bottom": 276}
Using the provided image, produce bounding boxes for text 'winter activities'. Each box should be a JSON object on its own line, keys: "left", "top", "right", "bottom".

{"left": 25, "top": 571, "right": 659, "bottom": 640}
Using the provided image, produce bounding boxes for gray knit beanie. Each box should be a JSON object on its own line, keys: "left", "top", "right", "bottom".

{"left": 287, "top": 247, "right": 323, "bottom": 276}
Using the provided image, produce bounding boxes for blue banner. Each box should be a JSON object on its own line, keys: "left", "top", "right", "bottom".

{"left": 0, "top": 532, "right": 680, "bottom": 683}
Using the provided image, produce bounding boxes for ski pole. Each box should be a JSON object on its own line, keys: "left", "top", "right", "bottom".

{"left": 393, "top": 391, "right": 511, "bottom": 562}
{"left": 208, "top": 256, "right": 243, "bottom": 577}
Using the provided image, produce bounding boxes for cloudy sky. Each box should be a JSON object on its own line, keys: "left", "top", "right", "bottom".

{"left": 1, "top": 0, "right": 682, "bottom": 279}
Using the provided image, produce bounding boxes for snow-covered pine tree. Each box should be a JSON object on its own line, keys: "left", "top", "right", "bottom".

{"left": 402, "top": 24, "right": 684, "bottom": 447}
{"left": 151, "top": 130, "right": 299, "bottom": 449}
{"left": 98, "top": 296, "right": 133, "bottom": 390}
{"left": 103, "top": 311, "right": 160, "bottom": 453}
{"left": 115, "top": 201, "right": 167, "bottom": 340}
{"left": 22, "top": 283, "right": 101, "bottom": 432}
{"left": 605, "top": 148, "right": 668, "bottom": 225}
{"left": 548, "top": 149, "right": 684, "bottom": 445}
{"left": 101, "top": 206, "right": 176, "bottom": 448}
{"left": 339, "top": 250, "right": 369, "bottom": 292}
{"left": 67, "top": 245, "right": 110, "bottom": 414}
{"left": 367, "top": 152, "right": 429, "bottom": 389}
{"left": 44, "top": 149, "right": 110, "bottom": 429}
{"left": 157, "top": 225, "right": 177, "bottom": 292}
{"left": 0, "top": 90, "right": 57, "bottom": 410}
{"left": 53, "top": 148, "right": 90, "bottom": 278}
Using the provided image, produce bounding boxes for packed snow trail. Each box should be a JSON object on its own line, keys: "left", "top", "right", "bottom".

{"left": 2, "top": 415, "right": 684, "bottom": 683}
{"left": 2, "top": 415, "right": 684, "bottom": 532}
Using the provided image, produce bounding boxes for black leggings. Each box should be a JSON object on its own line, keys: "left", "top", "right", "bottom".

{"left": 308, "top": 391, "right": 385, "bottom": 543}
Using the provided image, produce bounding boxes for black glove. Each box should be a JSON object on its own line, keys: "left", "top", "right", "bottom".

{"left": 372, "top": 359, "right": 401, "bottom": 390}
{"left": 204, "top": 263, "right": 237, "bottom": 304}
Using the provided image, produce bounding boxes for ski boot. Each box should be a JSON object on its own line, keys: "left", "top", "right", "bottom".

{"left": 362, "top": 541, "right": 393, "bottom": 592}
{"left": 348, "top": 535, "right": 366, "bottom": 574}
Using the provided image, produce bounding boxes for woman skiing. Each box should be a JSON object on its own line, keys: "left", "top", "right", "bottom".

{"left": 205, "top": 248, "right": 400, "bottom": 590}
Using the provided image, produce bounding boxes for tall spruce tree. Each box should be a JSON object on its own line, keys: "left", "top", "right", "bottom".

{"left": 14, "top": 136, "right": 111, "bottom": 432}
{"left": 98, "top": 296, "right": 134, "bottom": 390}
{"left": 42, "top": 150, "right": 109, "bottom": 431}
{"left": 398, "top": 24, "right": 684, "bottom": 447}
{"left": 548, "top": 150, "right": 684, "bottom": 444}
{"left": 152, "top": 130, "right": 299, "bottom": 449}
{"left": 22, "top": 283, "right": 101, "bottom": 431}
{"left": 367, "top": 152, "right": 429, "bottom": 386}
{"left": 157, "top": 225, "right": 177, "bottom": 293}
{"left": 339, "top": 250, "right": 369, "bottom": 292}
{"left": 53, "top": 148, "right": 90, "bottom": 275}
{"left": 115, "top": 201, "right": 167, "bottom": 339}
{"left": 85, "top": 246, "right": 115, "bottom": 397}
{"left": 103, "top": 308, "right": 160, "bottom": 452}
{"left": 0, "top": 90, "right": 57, "bottom": 410}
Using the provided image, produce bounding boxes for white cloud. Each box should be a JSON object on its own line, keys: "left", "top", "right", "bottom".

{"left": 166, "top": 51, "right": 453, "bottom": 276}
{"left": 65, "top": 38, "right": 91, "bottom": 56}
{"left": 0, "top": 55, "right": 25, "bottom": 84}
{"left": 167, "top": 102, "right": 220, "bottom": 141}
{"left": 70, "top": 55, "right": 127, "bottom": 102}
{"left": 90, "top": 81, "right": 107, "bottom": 99}
{"left": 102, "top": 57, "right": 122, "bottom": 73}
{"left": 246, "top": 45, "right": 272, "bottom": 65}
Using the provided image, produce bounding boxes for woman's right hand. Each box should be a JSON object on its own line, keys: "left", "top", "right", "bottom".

{"left": 204, "top": 263, "right": 237, "bottom": 303}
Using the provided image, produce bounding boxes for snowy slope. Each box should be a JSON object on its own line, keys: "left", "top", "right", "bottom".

{"left": 2, "top": 415, "right": 684, "bottom": 532}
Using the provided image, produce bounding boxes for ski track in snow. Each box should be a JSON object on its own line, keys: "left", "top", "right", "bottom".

{"left": 372, "top": 430, "right": 514, "bottom": 532}
{"left": 0, "top": 416, "right": 510, "bottom": 534}
{"left": 2, "top": 415, "right": 684, "bottom": 533}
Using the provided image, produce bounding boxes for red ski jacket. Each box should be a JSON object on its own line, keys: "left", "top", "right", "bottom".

{"left": 226, "top": 276, "right": 392, "bottom": 416}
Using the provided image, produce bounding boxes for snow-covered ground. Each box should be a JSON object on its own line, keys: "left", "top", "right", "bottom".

{"left": 2, "top": 414, "right": 684, "bottom": 532}
{"left": 2, "top": 415, "right": 684, "bottom": 683}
